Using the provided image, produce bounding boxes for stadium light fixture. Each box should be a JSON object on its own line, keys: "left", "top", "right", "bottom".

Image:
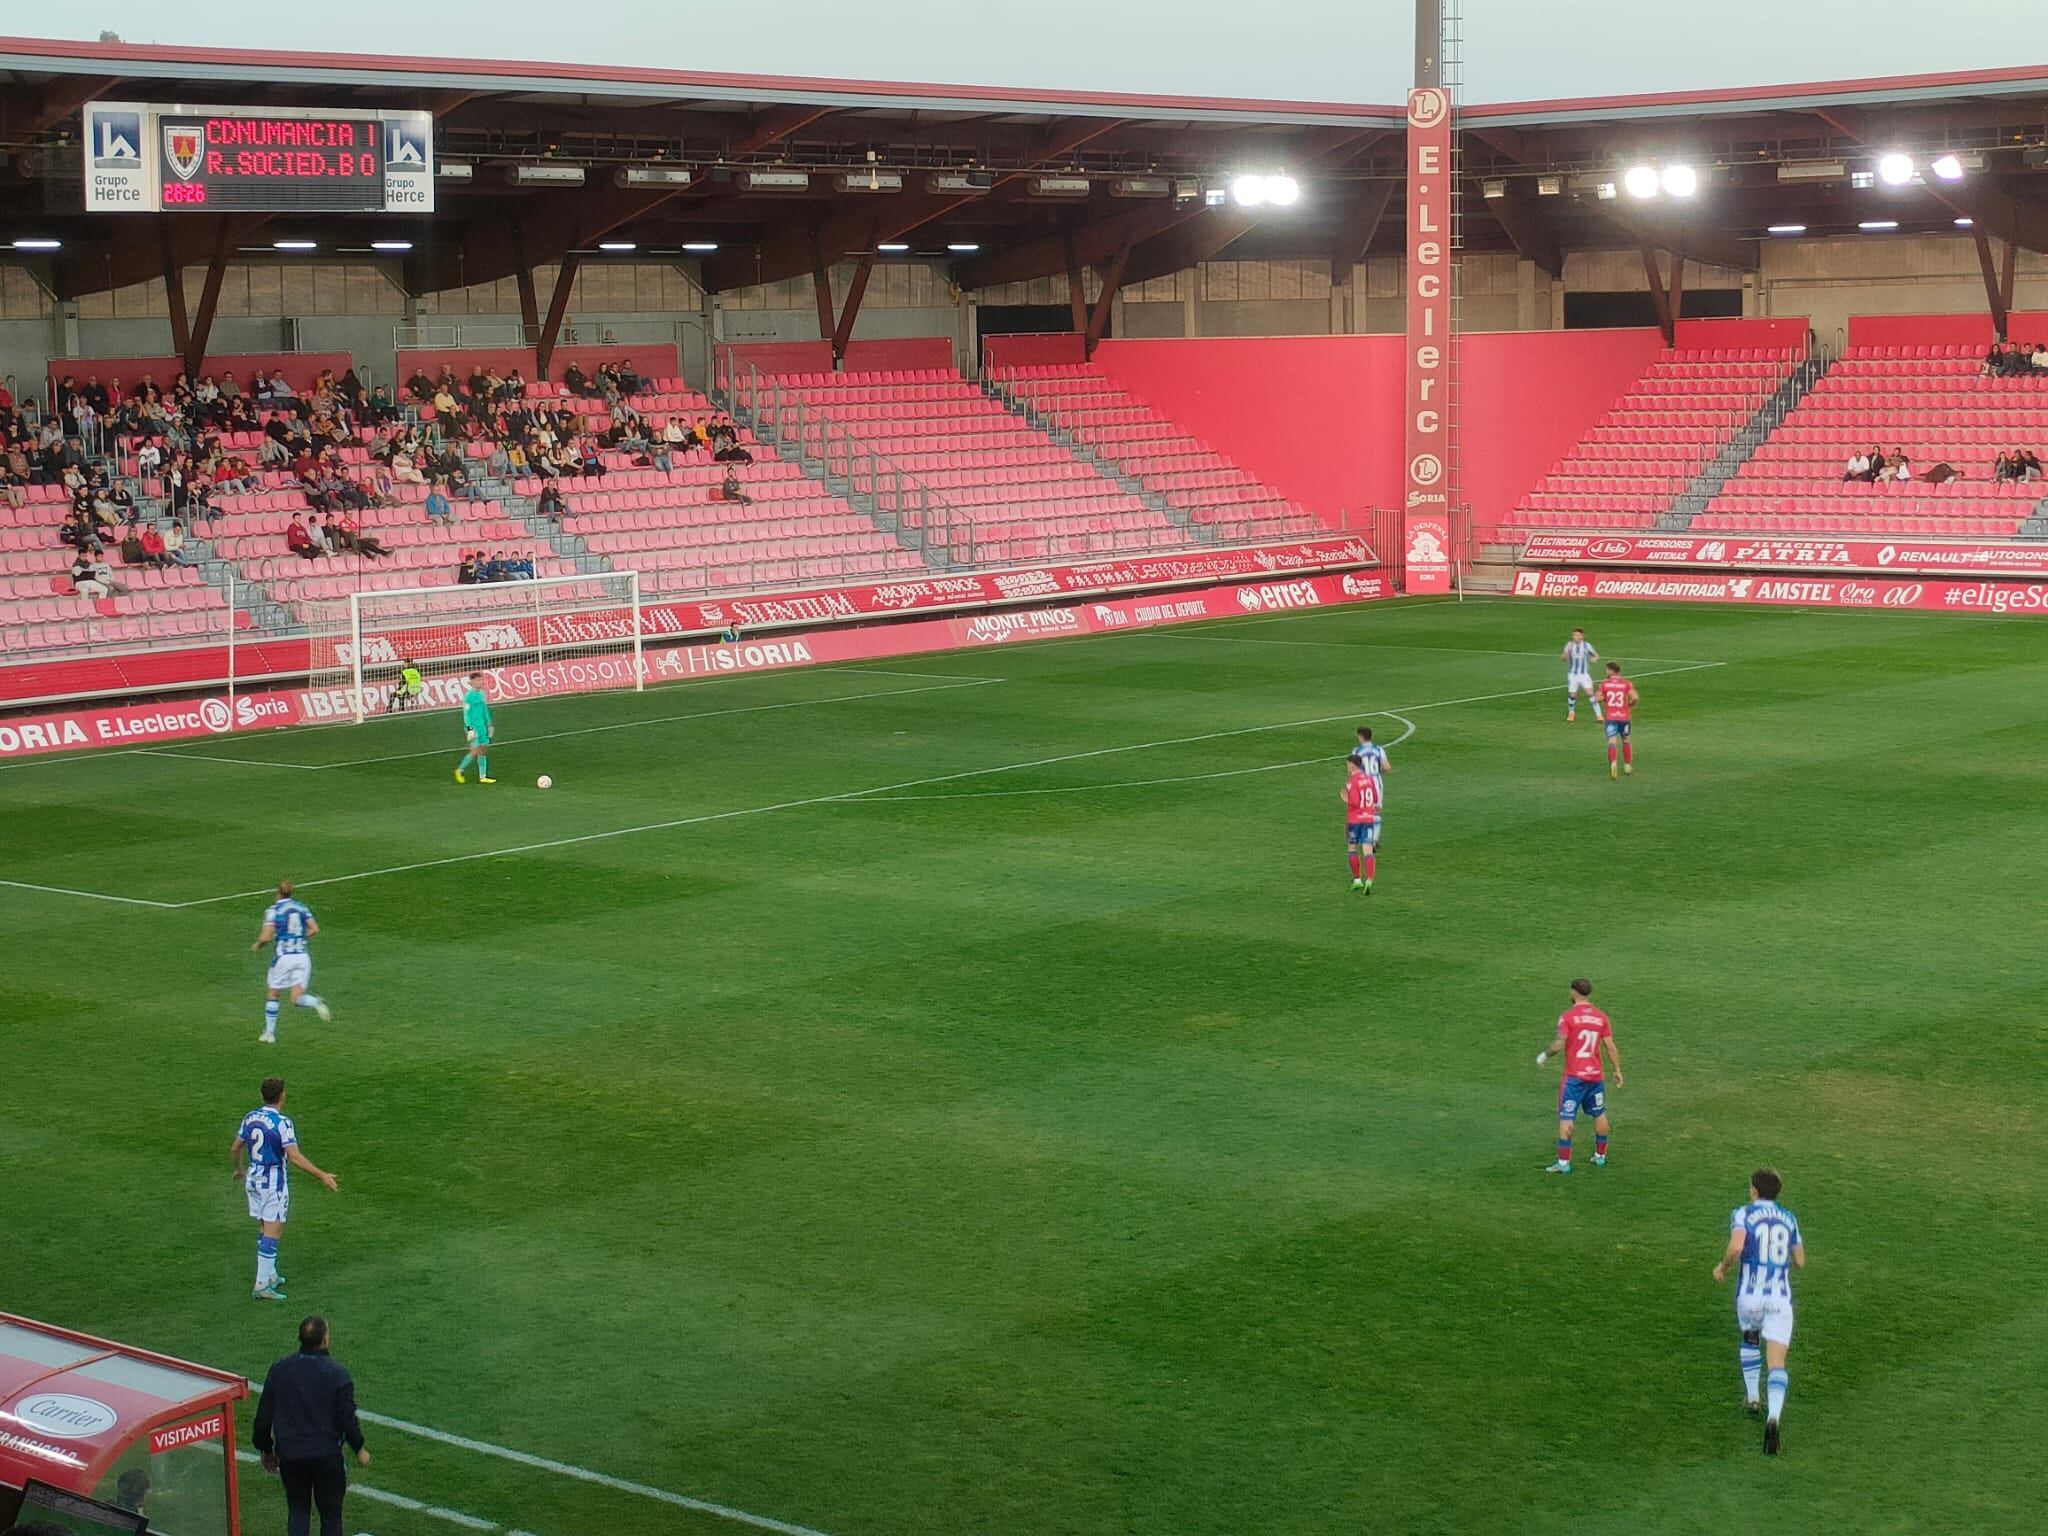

{"left": 1877, "top": 152, "right": 1914, "bottom": 186}
{"left": 877, "top": 242, "right": 911, "bottom": 252}
{"left": 1953, "top": 217, "right": 1974, "bottom": 228}
{"left": 369, "top": 240, "right": 413, "bottom": 252}
{"left": 1858, "top": 219, "right": 1899, "bottom": 232}
{"left": 598, "top": 240, "right": 637, "bottom": 252}
{"left": 1231, "top": 173, "right": 1269, "bottom": 207}
{"left": 1536, "top": 175, "right": 1563, "bottom": 197}
{"left": 1265, "top": 174, "right": 1300, "bottom": 206}
{"left": 1765, "top": 223, "right": 1807, "bottom": 235}
{"left": 1622, "top": 165, "right": 1660, "bottom": 200}
{"left": 1480, "top": 178, "right": 1508, "bottom": 199}
{"left": 946, "top": 242, "right": 980, "bottom": 253}
{"left": 273, "top": 239, "right": 317, "bottom": 251}
{"left": 1660, "top": 164, "right": 1699, "bottom": 197}
{"left": 682, "top": 241, "right": 719, "bottom": 252}
{"left": 1930, "top": 153, "right": 1965, "bottom": 182}
{"left": 10, "top": 237, "right": 61, "bottom": 250}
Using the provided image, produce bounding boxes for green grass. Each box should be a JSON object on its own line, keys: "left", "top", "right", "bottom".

{"left": 5, "top": 596, "right": 2048, "bottom": 1536}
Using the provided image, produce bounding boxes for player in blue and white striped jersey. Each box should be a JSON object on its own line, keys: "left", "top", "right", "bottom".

{"left": 231, "top": 1076, "right": 339, "bottom": 1301}
{"left": 1562, "top": 628, "right": 1603, "bottom": 723}
{"left": 251, "top": 879, "right": 330, "bottom": 1043}
{"left": 1714, "top": 1167, "right": 1806, "bottom": 1455}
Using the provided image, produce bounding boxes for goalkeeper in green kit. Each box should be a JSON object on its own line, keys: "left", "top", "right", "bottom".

{"left": 454, "top": 672, "right": 496, "bottom": 784}
{"left": 387, "top": 658, "right": 425, "bottom": 714}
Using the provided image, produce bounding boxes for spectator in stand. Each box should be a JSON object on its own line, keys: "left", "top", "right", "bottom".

{"left": 2024, "top": 449, "right": 2046, "bottom": 481}
{"left": 108, "top": 481, "right": 136, "bottom": 522}
{"left": 137, "top": 523, "right": 172, "bottom": 569}
{"left": 561, "top": 361, "right": 592, "bottom": 397}
{"left": 1889, "top": 452, "right": 1913, "bottom": 483}
{"left": 161, "top": 520, "right": 193, "bottom": 567}
{"left": 390, "top": 448, "right": 427, "bottom": 486}
{"left": 364, "top": 385, "right": 400, "bottom": 425}
{"left": 424, "top": 484, "right": 452, "bottom": 522}
{"left": 308, "top": 514, "right": 335, "bottom": 556}
{"left": 220, "top": 370, "right": 242, "bottom": 400}
{"left": 537, "top": 482, "right": 566, "bottom": 523}
{"left": 1842, "top": 448, "right": 1871, "bottom": 483}
{"left": 71, "top": 549, "right": 117, "bottom": 596}
{"left": 577, "top": 438, "right": 607, "bottom": 479}
{"left": 1923, "top": 461, "right": 1962, "bottom": 484}
{"left": 405, "top": 367, "right": 435, "bottom": 402}
{"left": 287, "top": 514, "right": 322, "bottom": 560}
{"left": 1995, "top": 450, "right": 2022, "bottom": 482}
{"left": 331, "top": 511, "right": 391, "bottom": 560}
{"left": 716, "top": 466, "right": 753, "bottom": 506}
{"left": 504, "top": 368, "right": 528, "bottom": 399}
{"left": 456, "top": 550, "right": 480, "bottom": 584}
{"left": 505, "top": 551, "right": 536, "bottom": 580}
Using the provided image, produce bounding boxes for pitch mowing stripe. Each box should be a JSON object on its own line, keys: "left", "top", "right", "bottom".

{"left": 354, "top": 1409, "right": 838, "bottom": 1536}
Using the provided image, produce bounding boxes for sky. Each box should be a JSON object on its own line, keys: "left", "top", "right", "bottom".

{"left": 23, "top": 1, "right": 2032, "bottom": 106}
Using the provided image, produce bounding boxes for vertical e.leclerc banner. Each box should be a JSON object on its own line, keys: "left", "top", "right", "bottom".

{"left": 1402, "top": 85, "right": 1454, "bottom": 595}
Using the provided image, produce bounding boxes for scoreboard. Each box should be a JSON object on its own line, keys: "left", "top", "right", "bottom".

{"left": 83, "top": 101, "right": 434, "bottom": 214}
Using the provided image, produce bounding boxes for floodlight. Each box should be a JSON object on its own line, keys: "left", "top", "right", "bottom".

{"left": 1622, "top": 165, "right": 1660, "bottom": 199}
{"left": 1877, "top": 153, "right": 1914, "bottom": 186}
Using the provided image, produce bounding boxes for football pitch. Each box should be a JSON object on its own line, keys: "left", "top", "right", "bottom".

{"left": 5, "top": 594, "right": 2048, "bottom": 1536}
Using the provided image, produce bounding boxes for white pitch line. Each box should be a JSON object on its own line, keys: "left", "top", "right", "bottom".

{"left": 354, "top": 1410, "right": 838, "bottom": 1536}
{"left": 854, "top": 713, "right": 1421, "bottom": 803}
{"left": 228, "top": 1449, "right": 502, "bottom": 1532}
{"left": 131, "top": 749, "right": 322, "bottom": 770}
{"left": 295, "top": 677, "right": 1001, "bottom": 772}
{"left": 0, "top": 877, "right": 181, "bottom": 909}
{"left": 1130, "top": 630, "right": 1727, "bottom": 665}
{"left": 170, "top": 668, "right": 1715, "bottom": 906}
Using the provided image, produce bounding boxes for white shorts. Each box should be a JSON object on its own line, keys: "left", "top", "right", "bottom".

{"left": 1736, "top": 1293, "right": 1794, "bottom": 1347}
{"left": 267, "top": 953, "right": 312, "bottom": 992}
{"left": 1567, "top": 672, "right": 1597, "bottom": 697}
{"left": 246, "top": 1182, "right": 290, "bottom": 1223}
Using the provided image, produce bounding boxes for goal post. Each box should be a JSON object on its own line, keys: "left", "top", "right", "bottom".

{"left": 305, "top": 571, "right": 644, "bottom": 723}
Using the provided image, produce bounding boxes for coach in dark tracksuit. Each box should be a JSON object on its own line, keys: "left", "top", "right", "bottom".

{"left": 252, "top": 1316, "right": 370, "bottom": 1536}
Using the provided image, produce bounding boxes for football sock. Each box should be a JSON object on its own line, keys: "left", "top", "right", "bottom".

{"left": 1740, "top": 1343, "right": 1763, "bottom": 1404}
{"left": 1622, "top": 743, "right": 1634, "bottom": 765}
{"left": 1348, "top": 852, "right": 1361, "bottom": 878}
{"left": 1595, "top": 1133, "right": 1608, "bottom": 1158}
{"left": 263, "top": 999, "right": 280, "bottom": 1034}
{"left": 1608, "top": 747, "right": 1618, "bottom": 767}
{"left": 294, "top": 993, "right": 323, "bottom": 1010}
{"left": 478, "top": 756, "right": 490, "bottom": 777}
{"left": 1767, "top": 1367, "right": 1788, "bottom": 1423}
{"left": 1556, "top": 1138, "right": 1572, "bottom": 1164}
{"left": 255, "top": 1236, "right": 278, "bottom": 1289}
{"left": 1363, "top": 853, "right": 1376, "bottom": 882}
{"left": 457, "top": 752, "right": 475, "bottom": 773}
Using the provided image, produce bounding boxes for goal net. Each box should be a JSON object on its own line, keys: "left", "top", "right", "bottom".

{"left": 305, "top": 571, "right": 643, "bottom": 723}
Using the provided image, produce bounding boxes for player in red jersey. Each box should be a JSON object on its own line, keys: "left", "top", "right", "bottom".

{"left": 1536, "top": 977, "right": 1623, "bottom": 1173}
{"left": 1597, "top": 662, "right": 1639, "bottom": 780}
{"left": 1343, "top": 760, "right": 1381, "bottom": 893}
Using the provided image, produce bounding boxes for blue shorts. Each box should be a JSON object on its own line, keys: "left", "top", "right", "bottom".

{"left": 1346, "top": 820, "right": 1379, "bottom": 849}
{"left": 1604, "top": 720, "right": 1631, "bottom": 741}
{"left": 1558, "top": 1076, "right": 1606, "bottom": 1121}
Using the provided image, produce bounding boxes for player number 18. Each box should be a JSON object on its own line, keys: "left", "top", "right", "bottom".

{"left": 1756, "top": 1223, "right": 1791, "bottom": 1265}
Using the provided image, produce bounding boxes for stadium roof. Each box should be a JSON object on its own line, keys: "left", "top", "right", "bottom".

{"left": 3, "top": 35, "right": 2046, "bottom": 302}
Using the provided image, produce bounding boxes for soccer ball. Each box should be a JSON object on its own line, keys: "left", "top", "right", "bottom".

{"left": 536, "top": 775, "right": 553, "bottom": 790}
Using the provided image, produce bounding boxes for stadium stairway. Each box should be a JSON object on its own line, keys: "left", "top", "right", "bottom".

{"left": 1498, "top": 346, "right": 1802, "bottom": 536}
{"left": 1688, "top": 345, "right": 2048, "bottom": 539}
{"left": 985, "top": 364, "right": 1322, "bottom": 547}
{"left": 1657, "top": 352, "right": 1834, "bottom": 531}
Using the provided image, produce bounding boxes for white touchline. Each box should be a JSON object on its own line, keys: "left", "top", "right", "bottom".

{"left": 350, "top": 1410, "right": 839, "bottom": 1536}
{"left": 164, "top": 665, "right": 1716, "bottom": 907}
{"left": 1131, "top": 630, "right": 1727, "bottom": 665}
{"left": 226, "top": 1448, "right": 503, "bottom": 1533}
{"left": 0, "top": 877, "right": 181, "bottom": 909}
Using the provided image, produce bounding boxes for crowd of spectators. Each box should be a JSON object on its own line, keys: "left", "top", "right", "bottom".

{"left": 456, "top": 548, "right": 536, "bottom": 584}
{"left": 1983, "top": 341, "right": 2048, "bottom": 377}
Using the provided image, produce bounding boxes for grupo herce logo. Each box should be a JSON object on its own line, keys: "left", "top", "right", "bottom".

{"left": 1408, "top": 452, "right": 1444, "bottom": 487}
{"left": 1408, "top": 88, "right": 1450, "bottom": 129}
{"left": 16, "top": 1393, "right": 119, "bottom": 1439}
{"left": 200, "top": 697, "right": 233, "bottom": 734}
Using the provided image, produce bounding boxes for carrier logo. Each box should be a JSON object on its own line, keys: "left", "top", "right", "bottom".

{"left": 91, "top": 109, "right": 142, "bottom": 166}
{"left": 164, "top": 123, "right": 204, "bottom": 181}
{"left": 1237, "top": 581, "right": 1321, "bottom": 612}
{"left": 14, "top": 1394, "right": 118, "bottom": 1440}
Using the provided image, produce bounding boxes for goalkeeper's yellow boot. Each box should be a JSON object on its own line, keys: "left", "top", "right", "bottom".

{"left": 453, "top": 769, "right": 465, "bottom": 784}
{"left": 478, "top": 775, "right": 496, "bottom": 784}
